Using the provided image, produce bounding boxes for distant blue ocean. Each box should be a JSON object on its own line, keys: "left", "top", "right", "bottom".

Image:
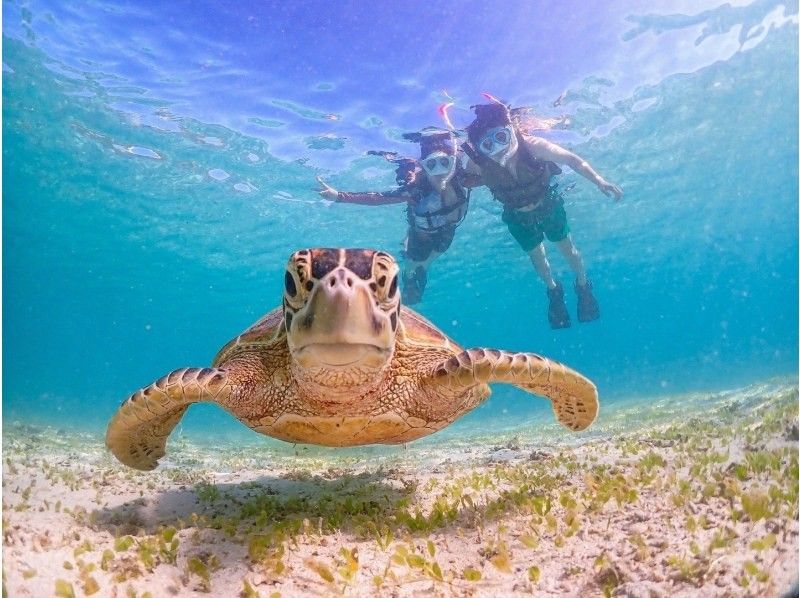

{"left": 4, "top": 0, "right": 798, "bottom": 439}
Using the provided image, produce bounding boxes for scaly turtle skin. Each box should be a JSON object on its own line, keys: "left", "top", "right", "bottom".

{"left": 107, "top": 248, "right": 598, "bottom": 470}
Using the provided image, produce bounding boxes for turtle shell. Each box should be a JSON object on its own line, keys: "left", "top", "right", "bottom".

{"left": 398, "top": 306, "right": 462, "bottom": 351}
{"left": 212, "top": 307, "right": 285, "bottom": 366}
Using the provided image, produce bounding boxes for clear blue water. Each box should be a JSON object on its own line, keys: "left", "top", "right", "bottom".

{"left": 3, "top": 0, "right": 798, "bottom": 440}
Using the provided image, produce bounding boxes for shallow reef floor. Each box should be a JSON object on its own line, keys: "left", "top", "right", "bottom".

{"left": 3, "top": 380, "right": 798, "bottom": 597}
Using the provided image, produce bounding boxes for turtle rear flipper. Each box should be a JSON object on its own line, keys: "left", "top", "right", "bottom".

{"left": 430, "top": 349, "right": 598, "bottom": 431}
{"left": 106, "top": 367, "right": 232, "bottom": 470}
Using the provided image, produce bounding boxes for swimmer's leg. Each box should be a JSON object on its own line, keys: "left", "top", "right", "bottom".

{"left": 528, "top": 243, "right": 570, "bottom": 329}
{"left": 555, "top": 235, "right": 587, "bottom": 286}
{"left": 528, "top": 243, "right": 557, "bottom": 289}
{"left": 402, "top": 228, "right": 433, "bottom": 305}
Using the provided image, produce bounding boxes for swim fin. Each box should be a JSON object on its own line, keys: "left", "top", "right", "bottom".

{"left": 547, "top": 281, "right": 571, "bottom": 329}
{"left": 575, "top": 279, "right": 600, "bottom": 323}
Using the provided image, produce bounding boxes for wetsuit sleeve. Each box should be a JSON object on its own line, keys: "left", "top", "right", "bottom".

{"left": 461, "top": 142, "right": 482, "bottom": 165}
{"left": 457, "top": 148, "right": 484, "bottom": 188}
{"left": 336, "top": 188, "right": 410, "bottom": 205}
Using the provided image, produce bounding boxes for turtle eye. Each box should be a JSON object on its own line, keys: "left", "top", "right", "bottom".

{"left": 284, "top": 271, "right": 297, "bottom": 297}
{"left": 371, "top": 272, "right": 398, "bottom": 305}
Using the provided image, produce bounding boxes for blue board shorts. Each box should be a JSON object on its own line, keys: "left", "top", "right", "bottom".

{"left": 501, "top": 189, "right": 570, "bottom": 252}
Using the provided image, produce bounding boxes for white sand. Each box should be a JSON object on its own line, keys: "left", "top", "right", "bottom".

{"left": 3, "top": 381, "right": 798, "bottom": 597}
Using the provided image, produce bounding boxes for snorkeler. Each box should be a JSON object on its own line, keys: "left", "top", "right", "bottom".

{"left": 460, "top": 98, "right": 623, "bottom": 329}
{"left": 317, "top": 128, "right": 475, "bottom": 304}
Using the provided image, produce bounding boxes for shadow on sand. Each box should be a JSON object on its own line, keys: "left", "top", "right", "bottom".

{"left": 94, "top": 469, "right": 414, "bottom": 538}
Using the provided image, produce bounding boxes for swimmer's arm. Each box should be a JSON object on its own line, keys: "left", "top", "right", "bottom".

{"left": 524, "top": 138, "right": 623, "bottom": 200}
{"left": 336, "top": 190, "right": 410, "bottom": 205}
{"left": 316, "top": 176, "right": 410, "bottom": 205}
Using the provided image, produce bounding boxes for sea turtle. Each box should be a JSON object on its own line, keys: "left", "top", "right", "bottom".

{"left": 107, "top": 248, "right": 598, "bottom": 470}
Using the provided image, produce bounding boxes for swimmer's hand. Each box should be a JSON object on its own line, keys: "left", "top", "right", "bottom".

{"left": 316, "top": 176, "right": 339, "bottom": 201}
{"left": 598, "top": 179, "right": 623, "bottom": 201}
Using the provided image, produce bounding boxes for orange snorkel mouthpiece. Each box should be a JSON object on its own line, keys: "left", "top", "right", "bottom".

{"left": 481, "top": 91, "right": 505, "bottom": 105}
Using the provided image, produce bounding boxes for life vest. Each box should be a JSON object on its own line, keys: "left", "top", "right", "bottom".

{"left": 407, "top": 180, "right": 469, "bottom": 233}
{"left": 369, "top": 149, "right": 470, "bottom": 233}
{"left": 464, "top": 141, "right": 562, "bottom": 210}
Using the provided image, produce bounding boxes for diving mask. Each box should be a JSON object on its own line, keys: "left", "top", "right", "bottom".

{"left": 478, "top": 126, "right": 513, "bottom": 156}
{"left": 421, "top": 151, "right": 456, "bottom": 176}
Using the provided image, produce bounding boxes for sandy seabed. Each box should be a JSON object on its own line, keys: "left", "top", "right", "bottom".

{"left": 3, "top": 380, "right": 798, "bottom": 597}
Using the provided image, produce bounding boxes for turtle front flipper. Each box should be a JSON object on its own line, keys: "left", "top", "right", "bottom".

{"left": 431, "top": 349, "right": 598, "bottom": 431}
{"left": 106, "top": 367, "right": 233, "bottom": 470}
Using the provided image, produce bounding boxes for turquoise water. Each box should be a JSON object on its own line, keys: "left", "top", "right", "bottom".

{"left": 3, "top": 1, "right": 798, "bottom": 440}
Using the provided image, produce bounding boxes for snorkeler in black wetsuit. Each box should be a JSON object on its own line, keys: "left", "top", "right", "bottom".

{"left": 461, "top": 98, "right": 623, "bottom": 329}
{"left": 317, "top": 129, "right": 478, "bottom": 304}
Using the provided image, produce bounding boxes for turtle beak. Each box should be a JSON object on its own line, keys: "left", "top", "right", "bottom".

{"left": 289, "top": 268, "right": 393, "bottom": 368}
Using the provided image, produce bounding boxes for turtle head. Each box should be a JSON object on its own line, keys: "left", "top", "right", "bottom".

{"left": 283, "top": 248, "right": 401, "bottom": 393}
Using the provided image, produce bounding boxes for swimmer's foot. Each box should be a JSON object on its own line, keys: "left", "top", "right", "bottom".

{"left": 402, "top": 266, "right": 427, "bottom": 305}
{"left": 575, "top": 278, "right": 600, "bottom": 323}
{"left": 547, "top": 281, "right": 571, "bottom": 329}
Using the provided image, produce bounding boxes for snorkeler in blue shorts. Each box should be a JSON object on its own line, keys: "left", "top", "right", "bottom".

{"left": 317, "top": 128, "right": 478, "bottom": 304}
{"left": 461, "top": 97, "right": 623, "bottom": 329}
